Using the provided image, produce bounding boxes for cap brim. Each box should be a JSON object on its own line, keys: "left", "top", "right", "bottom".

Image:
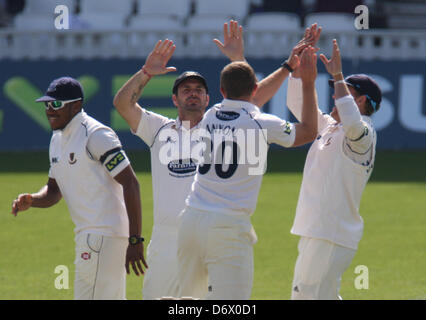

{"left": 173, "top": 75, "right": 208, "bottom": 94}
{"left": 35, "top": 96, "right": 56, "bottom": 102}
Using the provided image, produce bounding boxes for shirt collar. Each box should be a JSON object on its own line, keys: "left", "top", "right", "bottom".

{"left": 174, "top": 116, "right": 202, "bottom": 132}
{"left": 220, "top": 98, "right": 257, "bottom": 111}
{"left": 62, "top": 109, "right": 85, "bottom": 137}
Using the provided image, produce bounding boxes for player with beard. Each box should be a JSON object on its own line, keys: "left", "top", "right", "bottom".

{"left": 113, "top": 21, "right": 317, "bottom": 299}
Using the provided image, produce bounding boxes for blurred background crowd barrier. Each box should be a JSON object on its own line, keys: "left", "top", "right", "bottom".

{"left": 0, "top": 0, "right": 425, "bottom": 151}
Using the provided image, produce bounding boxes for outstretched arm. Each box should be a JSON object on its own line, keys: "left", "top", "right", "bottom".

{"left": 113, "top": 40, "right": 177, "bottom": 132}
{"left": 292, "top": 47, "right": 318, "bottom": 147}
{"left": 320, "top": 39, "right": 370, "bottom": 144}
{"left": 11, "top": 178, "right": 62, "bottom": 216}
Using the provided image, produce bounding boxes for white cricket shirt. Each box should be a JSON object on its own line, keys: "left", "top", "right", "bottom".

{"left": 48, "top": 110, "right": 130, "bottom": 238}
{"left": 133, "top": 108, "right": 200, "bottom": 227}
{"left": 185, "top": 99, "right": 296, "bottom": 216}
{"left": 287, "top": 76, "right": 376, "bottom": 250}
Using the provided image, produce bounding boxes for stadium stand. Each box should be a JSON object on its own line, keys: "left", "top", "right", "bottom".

{"left": 304, "top": 12, "right": 355, "bottom": 57}
{"left": 245, "top": 12, "right": 301, "bottom": 58}
{"left": 192, "top": 0, "right": 250, "bottom": 21}
{"left": 128, "top": 0, "right": 191, "bottom": 57}
{"left": 136, "top": 0, "right": 191, "bottom": 21}
{"left": 185, "top": 14, "right": 231, "bottom": 57}
{"left": 0, "top": 0, "right": 425, "bottom": 60}
{"left": 129, "top": 17, "right": 184, "bottom": 57}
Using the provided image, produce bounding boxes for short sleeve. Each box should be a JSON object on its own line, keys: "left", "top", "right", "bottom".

{"left": 256, "top": 113, "right": 296, "bottom": 148}
{"left": 48, "top": 166, "right": 55, "bottom": 179}
{"left": 87, "top": 128, "right": 130, "bottom": 177}
{"left": 133, "top": 108, "right": 173, "bottom": 147}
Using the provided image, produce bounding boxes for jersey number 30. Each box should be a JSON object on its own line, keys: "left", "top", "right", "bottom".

{"left": 198, "top": 141, "right": 238, "bottom": 179}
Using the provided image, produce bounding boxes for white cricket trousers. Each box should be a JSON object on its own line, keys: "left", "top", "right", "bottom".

{"left": 74, "top": 233, "right": 127, "bottom": 300}
{"left": 177, "top": 207, "right": 257, "bottom": 300}
{"left": 142, "top": 224, "right": 207, "bottom": 300}
{"left": 291, "top": 236, "right": 356, "bottom": 300}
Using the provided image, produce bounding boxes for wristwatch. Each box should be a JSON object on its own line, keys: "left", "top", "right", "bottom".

{"left": 128, "top": 235, "right": 144, "bottom": 245}
{"left": 281, "top": 61, "right": 294, "bottom": 73}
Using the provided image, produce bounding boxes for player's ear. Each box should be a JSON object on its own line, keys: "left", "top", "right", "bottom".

{"left": 172, "top": 94, "right": 179, "bottom": 108}
{"left": 357, "top": 95, "right": 367, "bottom": 106}
{"left": 72, "top": 100, "right": 83, "bottom": 113}
{"left": 205, "top": 94, "right": 210, "bottom": 107}
{"left": 251, "top": 83, "right": 258, "bottom": 99}
{"left": 220, "top": 87, "right": 226, "bottom": 99}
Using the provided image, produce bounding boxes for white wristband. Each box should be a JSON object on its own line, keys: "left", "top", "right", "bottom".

{"left": 334, "top": 80, "right": 346, "bottom": 85}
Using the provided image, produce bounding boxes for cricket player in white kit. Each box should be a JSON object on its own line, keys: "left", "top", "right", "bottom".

{"left": 177, "top": 47, "right": 320, "bottom": 300}
{"left": 287, "top": 39, "right": 382, "bottom": 300}
{"left": 113, "top": 21, "right": 320, "bottom": 300}
{"left": 11, "top": 77, "right": 147, "bottom": 300}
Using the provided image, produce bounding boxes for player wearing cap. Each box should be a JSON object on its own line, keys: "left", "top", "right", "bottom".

{"left": 113, "top": 21, "right": 317, "bottom": 299}
{"left": 287, "top": 39, "right": 382, "bottom": 299}
{"left": 177, "top": 47, "right": 319, "bottom": 300}
{"left": 11, "top": 77, "right": 147, "bottom": 300}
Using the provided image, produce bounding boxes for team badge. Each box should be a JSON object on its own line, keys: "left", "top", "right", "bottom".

{"left": 68, "top": 153, "right": 77, "bottom": 165}
{"left": 81, "top": 252, "right": 91, "bottom": 260}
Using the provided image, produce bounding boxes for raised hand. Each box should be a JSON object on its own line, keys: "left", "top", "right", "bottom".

{"left": 319, "top": 39, "right": 342, "bottom": 77}
{"left": 290, "top": 23, "right": 322, "bottom": 76}
{"left": 143, "top": 39, "right": 177, "bottom": 76}
{"left": 299, "top": 46, "right": 318, "bottom": 84}
{"left": 213, "top": 20, "right": 245, "bottom": 62}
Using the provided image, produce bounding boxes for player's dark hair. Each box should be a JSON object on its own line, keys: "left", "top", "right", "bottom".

{"left": 220, "top": 61, "right": 257, "bottom": 100}
{"left": 365, "top": 100, "right": 380, "bottom": 116}
{"left": 352, "top": 88, "right": 380, "bottom": 116}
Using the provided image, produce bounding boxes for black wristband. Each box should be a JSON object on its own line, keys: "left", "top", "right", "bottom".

{"left": 281, "top": 61, "right": 294, "bottom": 73}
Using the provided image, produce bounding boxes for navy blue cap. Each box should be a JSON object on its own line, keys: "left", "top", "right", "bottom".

{"left": 36, "top": 77, "right": 84, "bottom": 102}
{"left": 172, "top": 71, "right": 208, "bottom": 94}
{"left": 329, "top": 74, "right": 382, "bottom": 112}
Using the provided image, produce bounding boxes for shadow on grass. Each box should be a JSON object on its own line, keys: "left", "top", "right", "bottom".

{"left": 1, "top": 149, "right": 425, "bottom": 183}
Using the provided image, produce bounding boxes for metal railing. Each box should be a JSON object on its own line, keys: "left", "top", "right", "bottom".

{"left": 0, "top": 28, "right": 425, "bottom": 60}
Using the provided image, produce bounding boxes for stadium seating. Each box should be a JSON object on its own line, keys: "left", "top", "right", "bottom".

{"left": 77, "top": 0, "right": 135, "bottom": 58}
{"left": 21, "top": 0, "right": 76, "bottom": 15}
{"left": 79, "top": 0, "right": 134, "bottom": 16}
{"left": 192, "top": 0, "right": 250, "bottom": 21}
{"left": 11, "top": 14, "right": 57, "bottom": 59}
{"left": 129, "top": 16, "right": 184, "bottom": 57}
{"left": 305, "top": 12, "right": 355, "bottom": 57}
{"left": 245, "top": 12, "right": 301, "bottom": 57}
{"left": 78, "top": 0, "right": 133, "bottom": 28}
{"left": 136, "top": 0, "right": 191, "bottom": 21}
{"left": 304, "top": 12, "right": 354, "bottom": 31}
{"left": 185, "top": 15, "right": 231, "bottom": 57}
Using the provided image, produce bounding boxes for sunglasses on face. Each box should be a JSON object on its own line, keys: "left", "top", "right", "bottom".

{"left": 44, "top": 98, "right": 82, "bottom": 110}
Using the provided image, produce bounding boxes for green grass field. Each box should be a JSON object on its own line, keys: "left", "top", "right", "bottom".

{"left": 0, "top": 150, "right": 425, "bottom": 300}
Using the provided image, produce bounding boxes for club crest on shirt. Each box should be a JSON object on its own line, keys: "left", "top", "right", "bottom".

{"left": 216, "top": 111, "right": 240, "bottom": 121}
{"left": 68, "top": 153, "right": 77, "bottom": 165}
{"left": 81, "top": 252, "right": 91, "bottom": 260}
{"left": 168, "top": 158, "right": 197, "bottom": 176}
